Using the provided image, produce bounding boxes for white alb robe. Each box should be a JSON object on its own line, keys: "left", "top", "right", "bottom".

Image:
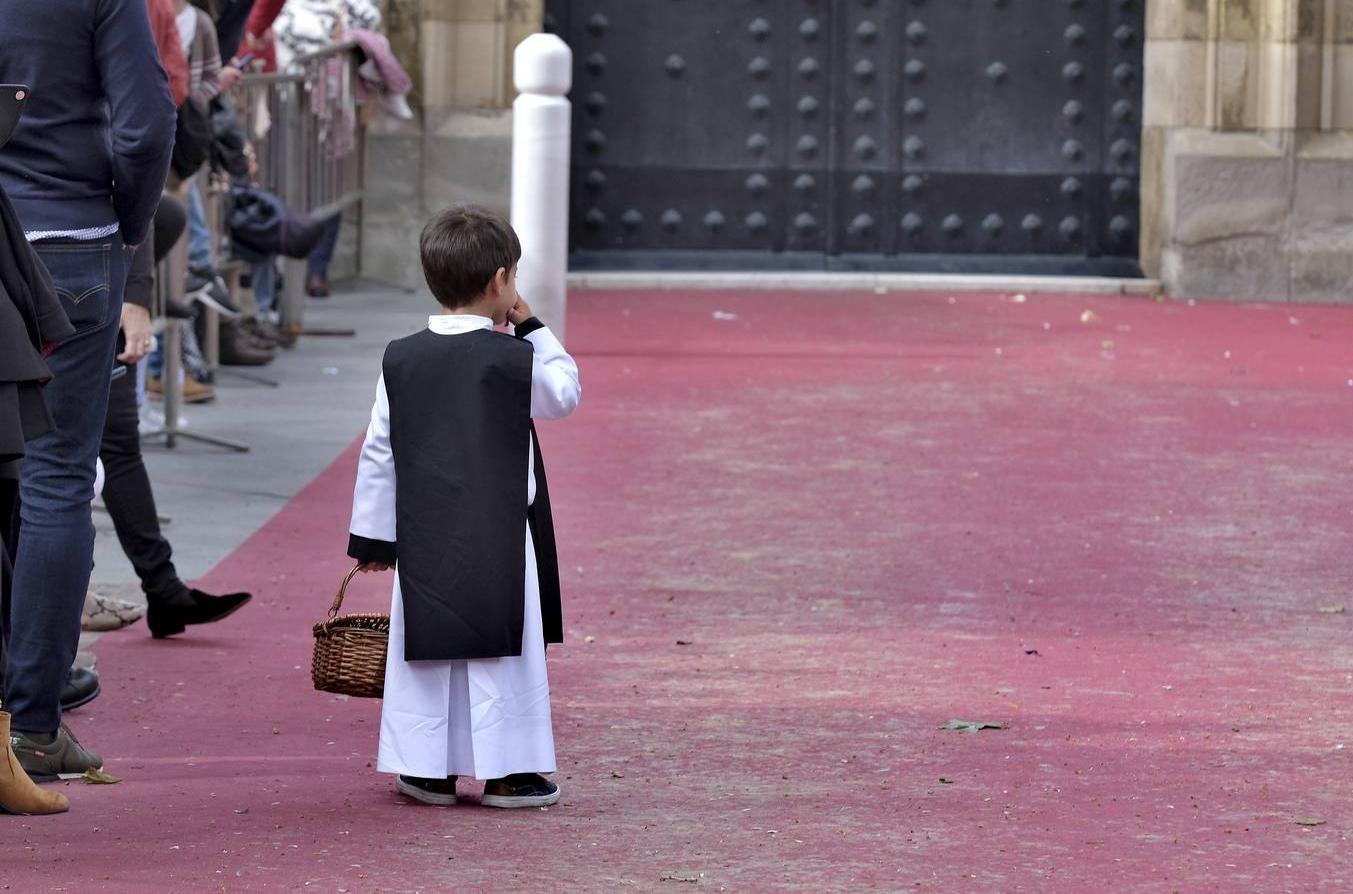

{"left": 349, "top": 313, "right": 580, "bottom": 780}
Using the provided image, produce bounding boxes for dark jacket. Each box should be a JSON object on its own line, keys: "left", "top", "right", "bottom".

{"left": 0, "top": 182, "right": 75, "bottom": 470}
{"left": 0, "top": 0, "right": 177, "bottom": 247}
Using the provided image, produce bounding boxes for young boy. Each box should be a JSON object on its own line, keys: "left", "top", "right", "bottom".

{"left": 347, "top": 206, "right": 580, "bottom": 808}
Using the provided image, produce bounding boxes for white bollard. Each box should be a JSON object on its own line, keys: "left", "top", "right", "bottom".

{"left": 511, "top": 33, "right": 573, "bottom": 343}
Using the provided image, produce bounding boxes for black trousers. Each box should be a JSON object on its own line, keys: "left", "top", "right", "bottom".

{"left": 98, "top": 336, "right": 185, "bottom": 604}
{"left": 98, "top": 194, "right": 189, "bottom": 604}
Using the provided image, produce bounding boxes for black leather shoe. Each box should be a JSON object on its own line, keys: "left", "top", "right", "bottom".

{"left": 481, "top": 773, "right": 560, "bottom": 808}
{"left": 60, "top": 666, "right": 101, "bottom": 712}
{"left": 147, "top": 588, "right": 253, "bottom": 639}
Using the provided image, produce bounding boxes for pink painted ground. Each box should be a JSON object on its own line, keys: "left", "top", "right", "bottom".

{"left": 6, "top": 290, "right": 1353, "bottom": 892}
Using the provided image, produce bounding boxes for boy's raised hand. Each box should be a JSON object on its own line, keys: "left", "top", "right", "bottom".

{"left": 507, "top": 297, "right": 534, "bottom": 327}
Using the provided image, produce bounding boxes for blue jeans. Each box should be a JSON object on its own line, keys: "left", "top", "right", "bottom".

{"left": 3, "top": 237, "right": 129, "bottom": 735}
{"left": 253, "top": 258, "right": 278, "bottom": 315}
{"left": 306, "top": 215, "right": 342, "bottom": 280}
{"left": 186, "top": 179, "right": 212, "bottom": 271}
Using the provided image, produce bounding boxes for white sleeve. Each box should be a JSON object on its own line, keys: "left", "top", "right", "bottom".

{"left": 349, "top": 374, "right": 397, "bottom": 543}
{"left": 524, "top": 326, "right": 581, "bottom": 421}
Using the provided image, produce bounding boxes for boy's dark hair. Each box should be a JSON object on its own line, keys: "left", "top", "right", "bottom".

{"left": 420, "top": 206, "right": 522, "bottom": 310}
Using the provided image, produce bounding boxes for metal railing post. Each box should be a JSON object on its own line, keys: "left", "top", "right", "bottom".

{"left": 280, "top": 80, "right": 307, "bottom": 332}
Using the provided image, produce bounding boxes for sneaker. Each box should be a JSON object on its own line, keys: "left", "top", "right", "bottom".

{"left": 81, "top": 590, "right": 147, "bottom": 632}
{"left": 11, "top": 723, "right": 103, "bottom": 783}
{"left": 481, "top": 773, "right": 559, "bottom": 809}
{"left": 163, "top": 295, "right": 197, "bottom": 320}
{"left": 397, "top": 775, "right": 458, "bottom": 806}
{"left": 139, "top": 402, "right": 165, "bottom": 435}
{"left": 186, "top": 269, "right": 242, "bottom": 319}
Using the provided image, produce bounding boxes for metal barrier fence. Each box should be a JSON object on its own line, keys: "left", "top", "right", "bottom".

{"left": 230, "top": 42, "right": 367, "bottom": 329}
{"left": 148, "top": 43, "right": 367, "bottom": 451}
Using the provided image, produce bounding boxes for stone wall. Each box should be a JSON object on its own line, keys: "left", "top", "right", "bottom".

{"left": 1142, "top": 0, "right": 1353, "bottom": 301}
{"left": 363, "top": 0, "right": 543, "bottom": 290}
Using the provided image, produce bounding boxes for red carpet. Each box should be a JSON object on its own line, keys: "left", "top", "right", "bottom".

{"left": 7, "top": 290, "right": 1353, "bottom": 891}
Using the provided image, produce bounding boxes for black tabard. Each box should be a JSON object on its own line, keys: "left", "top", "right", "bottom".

{"left": 359, "top": 328, "right": 563, "bottom": 661}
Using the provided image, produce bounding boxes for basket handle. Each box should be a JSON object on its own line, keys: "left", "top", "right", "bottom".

{"left": 328, "top": 563, "right": 365, "bottom": 621}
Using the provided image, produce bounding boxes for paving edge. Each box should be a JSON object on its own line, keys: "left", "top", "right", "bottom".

{"left": 567, "top": 271, "right": 1163, "bottom": 297}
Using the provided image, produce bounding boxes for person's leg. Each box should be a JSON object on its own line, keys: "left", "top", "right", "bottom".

{"left": 0, "top": 475, "right": 18, "bottom": 687}
{"left": 305, "top": 215, "right": 342, "bottom": 290}
{"left": 253, "top": 257, "right": 277, "bottom": 318}
{"left": 185, "top": 180, "right": 213, "bottom": 272}
{"left": 5, "top": 238, "right": 128, "bottom": 737}
{"left": 98, "top": 336, "right": 185, "bottom": 603}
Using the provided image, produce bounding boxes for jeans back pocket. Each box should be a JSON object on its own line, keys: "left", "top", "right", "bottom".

{"left": 36, "top": 242, "right": 112, "bottom": 335}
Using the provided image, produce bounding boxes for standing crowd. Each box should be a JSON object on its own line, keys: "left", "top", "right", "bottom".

{"left": 0, "top": 0, "right": 406, "bottom": 815}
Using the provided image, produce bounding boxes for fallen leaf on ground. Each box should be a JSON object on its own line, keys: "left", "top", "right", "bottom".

{"left": 938, "top": 777, "right": 956, "bottom": 785}
{"left": 1080, "top": 309, "right": 1100, "bottom": 324}
{"left": 1295, "top": 818, "right": 1326, "bottom": 826}
{"left": 676, "top": 639, "right": 693, "bottom": 646}
{"left": 660, "top": 872, "right": 701, "bottom": 883}
{"left": 611, "top": 771, "right": 624, "bottom": 779}
{"left": 82, "top": 768, "right": 122, "bottom": 785}
{"left": 1318, "top": 606, "right": 1345, "bottom": 614}
{"left": 940, "top": 720, "right": 1005, "bottom": 734}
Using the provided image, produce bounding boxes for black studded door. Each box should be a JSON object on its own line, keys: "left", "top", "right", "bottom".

{"left": 546, "top": 0, "right": 1144, "bottom": 276}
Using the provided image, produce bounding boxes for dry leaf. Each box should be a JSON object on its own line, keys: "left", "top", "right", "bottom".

{"left": 82, "top": 767, "right": 122, "bottom": 785}
{"left": 1318, "top": 606, "right": 1346, "bottom": 614}
{"left": 1080, "top": 309, "right": 1100, "bottom": 324}
{"left": 940, "top": 720, "right": 1005, "bottom": 734}
{"left": 1295, "top": 818, "right": 1326, "bottom": 826}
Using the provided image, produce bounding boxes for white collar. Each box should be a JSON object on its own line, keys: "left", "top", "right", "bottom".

{"left": 427, "top": 314, "right": 494, "bottom": 335}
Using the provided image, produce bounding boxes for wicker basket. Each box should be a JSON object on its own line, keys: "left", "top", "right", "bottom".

{"left": 312, "top": 564, "right": 390, "bottom": 698}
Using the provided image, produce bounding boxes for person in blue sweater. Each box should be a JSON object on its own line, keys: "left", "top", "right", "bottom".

{"left": 0, "top": 0, "right": 176, "bottom": 785}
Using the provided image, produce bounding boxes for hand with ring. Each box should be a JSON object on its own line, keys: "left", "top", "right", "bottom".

{"left": 118, "top": 304, "right": 155, "bottom": 364}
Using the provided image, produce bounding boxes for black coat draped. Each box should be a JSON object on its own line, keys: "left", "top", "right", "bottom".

{"left": 0, "top": 181, "right": 74, "bottom": 473}
{"left": 348, "top": 328, "right": 563, "bottom": 661}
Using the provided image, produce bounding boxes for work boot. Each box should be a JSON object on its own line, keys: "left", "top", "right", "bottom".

{"left": 182, "top": 377, "right": 216, "bottom": 404}
{"left": 10, "top": 722, "right": 103, "bottom": 783}
{"left": 242, "top": 316, "right": 296, "bottom": 350}
{"left": 219, "top": 321, "right": 276, "bottom": 367}
{"left": 0, "top": 712, "right": 68, "bottom": 815}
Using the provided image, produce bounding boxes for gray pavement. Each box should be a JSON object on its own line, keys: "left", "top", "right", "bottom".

{"left": 90, "top": 280, "right": 430, "bottom": 601}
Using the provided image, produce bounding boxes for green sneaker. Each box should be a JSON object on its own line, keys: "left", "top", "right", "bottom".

{"left": 11, "top": 723, "right": 103, "bottom": 782}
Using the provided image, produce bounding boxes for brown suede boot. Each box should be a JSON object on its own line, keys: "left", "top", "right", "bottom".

{"left": 0, "top": 711, "right": 69, "bottom": 815}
